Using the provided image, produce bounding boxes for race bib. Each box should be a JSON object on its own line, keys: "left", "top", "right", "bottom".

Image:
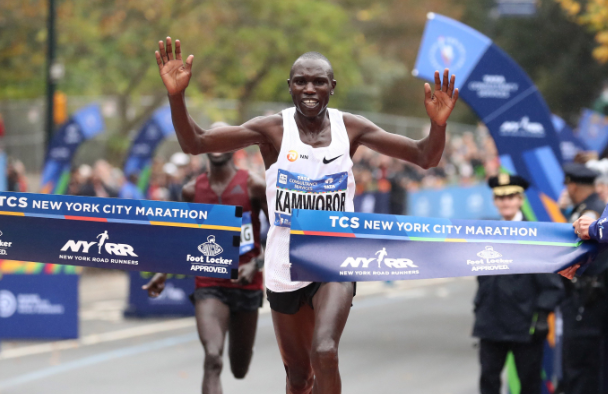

{"left": 240, "top": 211, "right": 254, "bottom": 255}
{"left": 274, "top": 169, "right": 348, "bottom": 227}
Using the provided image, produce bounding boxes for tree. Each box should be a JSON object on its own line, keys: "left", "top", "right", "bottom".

{"left": 0, "top": 0, "right": 47, "bottom": 99}
{"left": 460, "top": 0, "right": 608, "bottom": 124}
{"left": 335, "top": 0, "right": 467, "bottom": 120}
{"left": 556, "top": 0, "right": 608, "bottom": 63}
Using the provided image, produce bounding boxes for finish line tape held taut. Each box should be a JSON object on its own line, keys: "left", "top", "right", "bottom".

{"left": 0, "top": 192, "right": 242, "bottom": 279}
{"left": 289, "top": 210, "right": 601, "bottom": 282}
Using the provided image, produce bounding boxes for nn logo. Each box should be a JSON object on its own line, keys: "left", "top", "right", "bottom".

{"left": 340, "top": 247, "right": 417, "bottom": 269}
{"left": 286, "top": 150, "right": 308, "bottom": 162}
{"left": 61, "top": 231, "right": 138, "bottom": 257}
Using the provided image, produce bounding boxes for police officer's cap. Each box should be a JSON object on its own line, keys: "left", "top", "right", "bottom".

{"left": 488, "top": 173, "right": 529, "bottom": 196}
{"left": 563, "top": 162, "right": 599, "bottom": 185}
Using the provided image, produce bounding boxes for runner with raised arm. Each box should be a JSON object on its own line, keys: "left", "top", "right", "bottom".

{"left": 155, "top": 37, "right": 459, "bottom": 394}
{"left": 144, "top": 123, "right": 267, "bottom": 394}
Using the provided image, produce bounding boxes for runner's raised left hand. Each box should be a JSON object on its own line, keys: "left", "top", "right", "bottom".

{"left": 424, "top": 69, "right": 459, "bottom": 127}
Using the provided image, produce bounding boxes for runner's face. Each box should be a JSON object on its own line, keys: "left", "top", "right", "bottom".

{"left": 207, "top": 152, "right": 233, "bottom": 166}
{"left": 493, "top": 194, "right": 522, "bottom": 219}
{"left": 288, "top": 59, "right": 335, "bottom": 118}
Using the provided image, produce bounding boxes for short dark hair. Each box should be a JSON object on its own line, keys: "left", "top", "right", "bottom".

{"left": 290, "top": 52, "right": 334, "bottom": 80}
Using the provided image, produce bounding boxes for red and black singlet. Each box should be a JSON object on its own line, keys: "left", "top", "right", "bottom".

{"left": 193, "top": 169, "right": 263, "bottom": 290}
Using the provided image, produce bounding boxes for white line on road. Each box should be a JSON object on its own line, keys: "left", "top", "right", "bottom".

{"left": 0, "top": 278, "right": 459, "bottom": 361}
{"left": 0, "top": 278, "right": 465, "bottom": 390}
{"left": 0, "top": 317, "right": 196, "bottom": 360}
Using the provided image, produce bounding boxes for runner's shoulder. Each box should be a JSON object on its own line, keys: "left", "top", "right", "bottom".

{"left": 242, "top": 113, "right": 283, "bottom": 135}
{"left": 341, "top": 111, "right": 377, "bottom": 134}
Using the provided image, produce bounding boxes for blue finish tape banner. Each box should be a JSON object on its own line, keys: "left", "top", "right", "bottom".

{"left": 289, "top": 210, "right": 599, "bottom": 282}
{"left": 0, "top": 274, "right": 78, "bottom": 339}
{"left": 123, "top": 106, "right": 175, "bottom": 194}
{"left": 125, "top": 271, "right": 194, "bottom": 317}
{"left": 40, "top": 104, "right": 105, "bottom": 194}
{"left": 0, "top": 192, "right": 241, "bottom": 278}
{"left": 414, "top": 14, "right": 565, "bottom": 222}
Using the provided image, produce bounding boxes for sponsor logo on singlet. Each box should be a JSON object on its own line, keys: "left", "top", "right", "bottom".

{"left": 274, "top": 169, "right": 348, "bottom": 227}
{"left": 287, "top": 150, "right": 309, "bottom": 162}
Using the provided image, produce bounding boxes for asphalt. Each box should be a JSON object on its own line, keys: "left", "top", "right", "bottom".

{"left": 0, "top": 273, "right": 479, "bottom": 394}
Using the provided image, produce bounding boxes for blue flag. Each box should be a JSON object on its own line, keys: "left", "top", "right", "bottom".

{"left": 414, "top": 14, "right": 565, "bottom": 222}
{"left": 123, "top": 106, "right": 175, "bottom": 194}
{"left": 576, "top": 108, "right": 608, "bottom": 153}
{"left": 40, "top": 104, "right": 105, "bottom": 194}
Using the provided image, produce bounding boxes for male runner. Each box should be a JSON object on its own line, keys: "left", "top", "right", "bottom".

{"left": 97, "top": 231, "right": 109, "bottom": 254}
{"left": 154, "top": 37, "right": 458, "bottom": 394}
{"left": 144, "top": 123, "right": 267, "bottom": 394}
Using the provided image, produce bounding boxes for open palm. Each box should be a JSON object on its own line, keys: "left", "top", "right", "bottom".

{"left": 424, "top": 69, "right": 459, "bottom": 126}
{"left": 155, "top": 37, "right": 194, "bottom": 96}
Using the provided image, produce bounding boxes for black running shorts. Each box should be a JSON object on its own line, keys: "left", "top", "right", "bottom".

{"left": 266, "top": 282, "right": 356, "bottom": 315}
{"left": 191, "top": 287, "right": 263, "bottom": 313}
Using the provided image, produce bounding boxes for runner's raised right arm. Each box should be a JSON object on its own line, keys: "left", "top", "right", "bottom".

{"left": 156, "top": 37, "right": 275, "bottom": 154}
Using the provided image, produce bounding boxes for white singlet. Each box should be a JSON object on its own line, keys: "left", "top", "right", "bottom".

{"left": 264, "top": 107, "right": 356, "bottom": 292}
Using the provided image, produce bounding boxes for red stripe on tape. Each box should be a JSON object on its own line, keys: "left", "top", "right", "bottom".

{"left": 303, "top": 231, "right": 356, "bottom": 238}
{"left": 64, "top": 216, "right": 108, "bottom": 222}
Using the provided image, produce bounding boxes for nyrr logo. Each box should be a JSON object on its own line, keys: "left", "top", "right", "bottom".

{"left": 499, "top": 117, "right": 545, "bottom": 138}
{"left": 340, "top": 247, "right": 417, "bottom": 269}
{"left": 60, "top": 230, "right": 138, "bottom": 257}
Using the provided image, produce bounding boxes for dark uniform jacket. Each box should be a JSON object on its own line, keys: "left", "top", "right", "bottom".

{"left": 562, "top": 193, "right": 608, "bottom": 338}
{"left": 473, "top": 214, "right": 564, "bottom": 342}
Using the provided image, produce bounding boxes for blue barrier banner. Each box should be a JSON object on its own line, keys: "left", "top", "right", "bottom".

{"left": 576, "top": 108, "right": 608, "bottom": 153}
{"left": 407, "top": 185, "right": 499, "bottom": 219}
{"left": 0, "top": 192, "right": 241, "bottom": 278}
{"left": 125, "top": 271, "right": 194, "bottom": 317}
{"left": 40, "top": 104, "right": 105, "bottom": 194}
{"left": 414, "top": 14, "right": 565, "bottom": 222}
{"left": 0, "top": 274, "right": 78, "bottom": 339}
{"left": 123, "top": 106, "right": 175, "bottom": 194}
{"left": 289, "top": 210, "right": 598, "bottom": 282}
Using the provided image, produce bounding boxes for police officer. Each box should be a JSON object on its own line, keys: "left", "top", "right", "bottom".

{"left": 474, "top": 174, "right": 564, "bottom": 394}
{"left": 559, "top": 162, "right": 608, "bottom": 394}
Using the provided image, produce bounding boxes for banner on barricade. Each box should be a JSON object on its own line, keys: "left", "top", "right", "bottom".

{"left": 413, "top": 14, "right": 565, "bottom": 222}
{"left": 289, "top": 210, "right": 599, "bottom": 282}
{"left": 125, "top": 271, "right": 194, "bottom": 317}
{"left": 40, "top": 104, "right": 105, "bottom": 194}
{"left": 0, "top": 192, "right": 241, "bottom": 278}
{"left": 0, "top": 261, "right": 79, "bottom": 339}
{"left": 407, "top": 185, "right": 499, "bottom": 219}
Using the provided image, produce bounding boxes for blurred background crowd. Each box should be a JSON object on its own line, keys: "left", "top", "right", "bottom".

{"left": 3, "top": 121, "right": 500, "bottom": 209}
